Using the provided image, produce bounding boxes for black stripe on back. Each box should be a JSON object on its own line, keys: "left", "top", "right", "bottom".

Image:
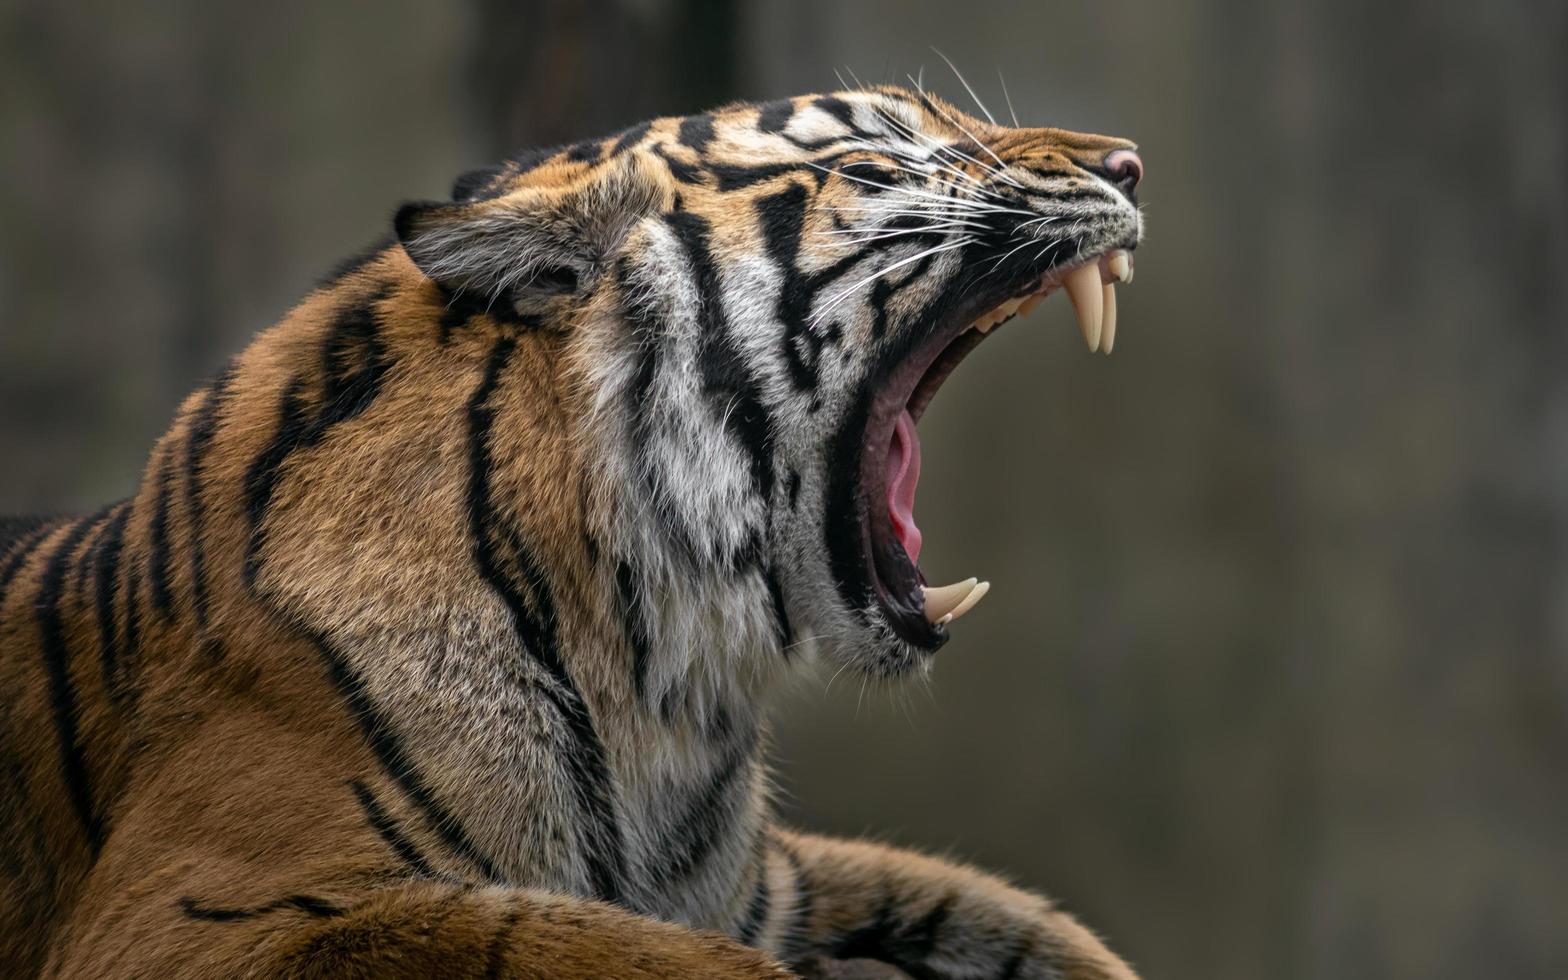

{"left": 677, "top": 113, "right": 716, "bottom": 154}
{"left": 244, "top": 288, "right": 390, "bottom": 582}
{"left": 92, "top": 505, "right": 131, "bottom": 704}
{"left": 185, "top": 369, "right": 232, "bottom": 629}
{"left": 755, "top": 99, "right": 796, "bottom": 134}
{"left": 608, "top": 121, "right": 652, "bottom": 157}
{"left": 565, "top": 139, "right": 604, "bottom": 165}
{"left": 0, "top": 515, "right": 52, "bottom": 559}
{"left": 0, "top": 520, "right": 56, "bottom": 615}
{"left": 120, "top": 551, "right": 144, "bottom": 703}
{"left": 466, "top": 337, "right": 627, "bottom": 904}
{"left": 147, "top": 447, "right": 177, "bottom": 620}
{"left": 350, "top": 778, "right": 435, "bottom": 878}
{"left": 37, "top": 514, "right": 108, "bottom": 853}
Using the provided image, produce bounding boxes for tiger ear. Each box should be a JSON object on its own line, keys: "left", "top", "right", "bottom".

{"left": 395, "top": 153, "right": 664, "bottom": 299}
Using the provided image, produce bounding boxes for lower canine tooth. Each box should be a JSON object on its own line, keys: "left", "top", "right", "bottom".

{"left": 1062, "top": 263, "right": 1104, "bottom": 351}
{"left": 923, "top": 578, "right": 978, "bottom": 623}
{"left": 1100, "top": 283, "right": 1117, "bottom": 354}
{"left": 940, "top": 580, "right": 991, "bottom": 625}
{"left": 1108, "top": 251, "right": 1131, "bottom": 283}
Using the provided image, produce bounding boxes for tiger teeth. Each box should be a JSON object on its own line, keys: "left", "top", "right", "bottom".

{"left": 1100, "top": 283, "right": 1117, "bottom": 355}
{"left": 923, "top": 578, "right": 979, "bottom": 622}
{"left": 966, "top": 249, "right": 1133, "bottom": 351}
{"left": 937, "top": 580, "right": 990, "bottom": 626}
{"left": 1108, "top": 250, "right": 1131, "bottom": 284}
{"left": 1062, "top": 263, "right": 1104, "bottom": 351}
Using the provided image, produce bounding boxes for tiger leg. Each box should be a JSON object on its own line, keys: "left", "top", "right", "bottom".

{"left": 771, "top": 829, "right": 1137, "bottom": 980}
{"left": 43, "top": 713, "right": 790, "bottom": 980}
{"left": 52, "top": 871, "right": 793, "bottom": 979}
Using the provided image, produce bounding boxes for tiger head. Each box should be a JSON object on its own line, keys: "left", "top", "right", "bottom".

{"left": 391, "top": 85, "right": 1142, "bottom": 684}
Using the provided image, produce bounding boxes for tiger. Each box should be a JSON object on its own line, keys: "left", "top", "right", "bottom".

{"left": 0, "top": 83, "right": 1144, "bottom": 978}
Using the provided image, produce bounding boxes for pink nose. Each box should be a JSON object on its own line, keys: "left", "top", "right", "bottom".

{"left": 1103, "top": 149, "right": 1143, "bottom": 192}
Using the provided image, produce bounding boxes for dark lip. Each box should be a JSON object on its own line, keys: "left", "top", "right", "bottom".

{"left": 857, "top": 278, "right": 1031, "bottom": 650}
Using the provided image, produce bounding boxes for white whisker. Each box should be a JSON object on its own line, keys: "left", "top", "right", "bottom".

{"left": 933, "top": 48, "right": 997, "bottom": 126}
{"left": 810, "top": 239, "right": 971, "bottom": 327}
{"left": 997, "top": 69, "right": 1022, "bottom": 128}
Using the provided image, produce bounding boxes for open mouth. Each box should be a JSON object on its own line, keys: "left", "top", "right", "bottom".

{"left": 860, "top": 247, "right": 1136, "bottom": 649}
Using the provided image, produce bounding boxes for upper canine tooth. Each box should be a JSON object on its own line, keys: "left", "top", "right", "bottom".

{"left": 938, "top": 580, "right": 991, "bottom": 625}
{"left": 1062, "top": 263, "right": 1104, "bottom": 351}
{"left": 1100, "top": 283, "right": 1117, "bottom": 354}
{"left": 923, "top": 578, "right": 978, "bottom": 623}
{"left": 1108, "top": 251, "right": 1131, "bottom": 284}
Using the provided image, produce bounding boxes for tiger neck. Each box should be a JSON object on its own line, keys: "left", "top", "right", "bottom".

{"left": 191, "top": 254, "right": 789, "bottom": 892}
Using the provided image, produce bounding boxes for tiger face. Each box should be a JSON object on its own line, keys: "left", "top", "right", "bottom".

{"left": 395, "top": 85, "right": 1143, "bottom": 683}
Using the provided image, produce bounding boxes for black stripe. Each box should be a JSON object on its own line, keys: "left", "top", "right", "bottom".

{"left": 452, "top": 166, "right": 505, "bottom": 202}
{"left": 755, "top": 183, "right": 877, "bottom": 394}
{"left": 755, "top": 99, "right": 795, "bottom": 134}
{"left": 677, "top": 113, "right": 716, "bottom": 154}
{"left": 0, "top": 520, "right": 54, "bottom": 610}
{"left": 831, "top": 889, "right": 899, "bottom": 961}
{"left": 483, "top": 906, "right": 525, "bottom": 980}
{"left": 243, "top": 376, "right": 310, "bottom": 584}
{"left": 736, "top": 855, "right": 771, "bottom": 946}
{"left": 245, "top": 289, "right": 390, "bottom": 582}
{"left": 350, "top": 779, "right": 435, "bottom": 878}
{"left": 147, "top": 447, "right": 176, "bottom": 620}
{"left": 614, "top": 560, "right": 653, "bottom": 701}
{"left": 666, "top": 210, "right": 778, "bottom": 510}
{"left": 565, "top": 139, "right": 604, "bottom": 164}
{"left": 763, "top": 565, "right": 793, "bottom": 651}
{"left": 69, "top": 510, "right": 112, "bottom": 597}
{"left": 0, "top": 514, "right": 52, "bottom": 559}
{"left": 774, "top": 836, "right": 814, "bottom": 959}
{"left": 178, "top": 894, "right": 344, "bottom": 922}
{"left": 37, "top": 515, "right": 106, "bottom": 853}
{"left": 284, "top": 894, "right": 345, "bottom": 918}
{"left": 651, "top": 143, "right": 705, "bottom": 186}
{"left": 185, "top": 370, "right": 231, "bottom": 628}
{"left": 466, "top": 337, "right": 627, "bottom": 904}
{"left": 121, "top": 555, "right": 144, "bottom": 701}
{"left": 710, "top": 160, "right": 803, "bottom": 192}
{"left": 179, "top": 897, "right": 255, "bottom": 922}
{"left": 313, "top": 633, "right": 501, "bottom": 881}
{"left": 997, "top": 942, "right": 1030, "bottom": 980}
{"left": 92, "top": 506, "right": 131, "bottom": 702}
{"left": 616, "top": 260, "right": 703, "bottom": 567}
{"left": 811, "top": 96, "right": 860, "bottom": 132}
{"left": 899, "top": 894, "right": 954, "bottom": 963}
{"left": 661, "top": 732, "right": 758, "bottom": 882}
{"left": 608, "top": 121, "right": 652, "bottom": 157}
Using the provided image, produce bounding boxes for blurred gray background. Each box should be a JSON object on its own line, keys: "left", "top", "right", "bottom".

{"left": 2, "top": 2, "right": 1565, "bottom": 978}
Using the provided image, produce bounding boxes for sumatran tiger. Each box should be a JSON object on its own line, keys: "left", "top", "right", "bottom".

{"left": 0, "top": 84, "right": 1144, "bottom": 979}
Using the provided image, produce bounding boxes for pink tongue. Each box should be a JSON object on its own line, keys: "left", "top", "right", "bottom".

{"left": 886, "top": 409, "right": 923, "bottom": 564}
